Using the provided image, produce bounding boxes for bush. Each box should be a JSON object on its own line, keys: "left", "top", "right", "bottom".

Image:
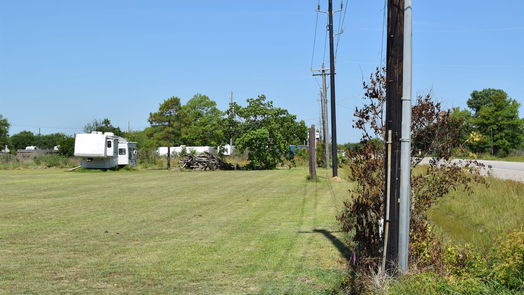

{"left": 136, "top": 149, "right": 163, "bottom": 169}
{"left": 489, "top": 232, "right": 524, "bottom": 290}
{"left": 33, "top": 154, "right": 77, "bottom": 168}
{"left": 0, "top": 153, "right": 21, "bottom": 169}
{"left": 380, "top": 231, "right": 524, "bottom": 295}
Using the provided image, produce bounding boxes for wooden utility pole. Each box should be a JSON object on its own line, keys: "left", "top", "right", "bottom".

{"left": 167, "top": 146, "right": 171, "bottom": 169}
{"left": 328, "top": 0, "right": 338, "bottom": 177}
{"left": 312, "top": 65, "right": 330, "bottom": 169}
{"left": 383, "top": 0, "right": 404, "bottom": 273}
{"left": 308, "top": 125, "right": 317, "bottom": 181}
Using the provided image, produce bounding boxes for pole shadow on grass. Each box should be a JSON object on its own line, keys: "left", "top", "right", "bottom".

{"left": 298, "top": 229, "right": 352, "bottom": 262}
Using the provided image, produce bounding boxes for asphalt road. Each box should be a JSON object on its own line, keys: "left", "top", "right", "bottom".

{"left": 420, "top": 158, "right": 524, "bottom": 182}
{"left": 474, "top": 159, "right": 524, "bottom": 182}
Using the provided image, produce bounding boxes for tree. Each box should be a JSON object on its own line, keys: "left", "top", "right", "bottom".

{"left": 0, "top": 115, "right": 9, "bottom": 149}
{"left": 466, "top": 89, "right": 524, "bottom": 156}
{"left": 84, "top": 118, "right": 123, "bottom": 136}
{"left": 34, "top": 133, "right": 68, "bottom": 149}
{"left": 57, "top": 136, "right": 75, "bottom": 157}
{"left": 148, "top": 97, "right": 182, "bottom": 169}
{"left": 450, "top": 107, "right": 473, "bottom": 148}
{"left": 228, "top": 95, "right": 307, "bottom": 169}
{"left": 10, "top": 131, "right": 35, "bottom": 150}
{"left": 468, "top": 89, "right": 505, "bottom": 113}
{"left": 179, "top": 94, "right": 225, "bottom": 146}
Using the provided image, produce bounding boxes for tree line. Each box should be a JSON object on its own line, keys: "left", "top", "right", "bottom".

{"left": 0, "top": 94, "right": 308, "bottom": 169}
{"left": 2, "top": 88, "right": 520, "bottom": 168}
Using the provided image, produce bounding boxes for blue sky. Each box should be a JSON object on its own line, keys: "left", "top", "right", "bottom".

{"left": 1, "top": 0, "right": 523, "bottom": 143}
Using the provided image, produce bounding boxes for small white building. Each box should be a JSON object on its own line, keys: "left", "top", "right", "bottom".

{"left": 74, "top": 132, "right": 137, "bottom": 169}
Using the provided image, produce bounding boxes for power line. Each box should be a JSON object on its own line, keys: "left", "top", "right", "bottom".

{"left": 322, "top": 26, "right": 329, "bottom": 66}
{"left": 379, "top": 0, "right": 387, "bottom": 69}
{"left": 310, "top": 7, "right": 320, "bottom": 71}
{"left": 335, "top": 0, "right": 349, "bottom": 59}
{"left": 11, "top": 125, "right": 83, "bottom": 131}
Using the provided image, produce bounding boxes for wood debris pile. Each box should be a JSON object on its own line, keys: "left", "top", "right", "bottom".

{"left": 179, "top": 152, "right": 237, "bottom": 171}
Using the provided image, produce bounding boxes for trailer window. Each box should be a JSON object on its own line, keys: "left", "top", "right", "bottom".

{"left": 119, "top": 148, "right": 126, "bottom": 155}
{"left": 107, "top": 140, "right": 112, "bottom": 148}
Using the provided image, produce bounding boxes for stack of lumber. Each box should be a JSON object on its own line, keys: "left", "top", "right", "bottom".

{"left": 179, "top": 152, "right": 236, "bottom": 171}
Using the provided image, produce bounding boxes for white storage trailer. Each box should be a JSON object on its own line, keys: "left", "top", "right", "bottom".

{"left": 74, "top": 132, "right": 137, "bottom": 169}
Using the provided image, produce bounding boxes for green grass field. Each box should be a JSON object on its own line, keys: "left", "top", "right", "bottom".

{"left": 0, "top": 168, "right": 350, "bottom": 295}
{"left": 429, "top": 177, "right": 524, "bottom": 251}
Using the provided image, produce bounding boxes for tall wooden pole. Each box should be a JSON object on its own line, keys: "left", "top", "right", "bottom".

{"left": 383, "top": 0, "right": 404, "bottom": 273}
{"left": 328, "top": 0, "right": 338, "bottom": 177}
{"left": 312, "top": 65, "right": 330, "bottom": 169}
{"left": 322, "top": 67, "right": 330, "bottom": 169}
{"left": 308, "top": 125, "right": 317, "bottom": 181}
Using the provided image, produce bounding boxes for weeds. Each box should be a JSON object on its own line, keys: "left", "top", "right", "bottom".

{"left": 337, "top": 68, "right": 493, "bottom": 294}
{"left": 0, "top": 153, "right": 78, "bottom": 169}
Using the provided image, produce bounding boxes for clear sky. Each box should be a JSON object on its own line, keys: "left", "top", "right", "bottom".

{"left": 1, "top": 0, "right": 523, "bottom": 143}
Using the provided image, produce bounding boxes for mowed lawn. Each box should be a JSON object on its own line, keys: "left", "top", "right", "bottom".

{"left": 0, "top": 168, "right": 350, "bottom": 295}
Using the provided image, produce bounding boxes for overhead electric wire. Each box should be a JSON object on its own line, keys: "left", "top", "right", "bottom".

{"left": 311, "top": 0, "right": 324, "bottom": 89}
{"left": 310, "top": 7, "right": 320, "bottom": 71}
{"left": 334, "top": 0, "right": 349, "bottom": 59}
{"left": 379, "top": 0, "right": 387, "bottom": 69}
{"left": 322, "top": 27, "right": 329, "bottom": 66}
{"left": 11, "top": 125, "right": 83, "bottom": 131}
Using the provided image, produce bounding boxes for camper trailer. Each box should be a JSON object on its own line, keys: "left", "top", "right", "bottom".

{"left": 74, "top": 132, "right": 137, "bottom": 169}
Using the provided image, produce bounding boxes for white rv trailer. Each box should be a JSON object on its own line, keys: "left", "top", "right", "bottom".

{"left": 74, "top": 132, "right": 137, "bottom": 169}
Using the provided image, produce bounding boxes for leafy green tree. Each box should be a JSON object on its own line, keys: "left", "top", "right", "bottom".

{"left": 224, "top": 101, "right": 242, "bottom": 146}
{"left": 84, "top": 118, "right": 123, "bottom": 136}
{"left": 0, "top": 115, "right": 9, "bottom": 150}
{"left": 57, "top": 136, "right": 75, "bottom": 157}
{"left": 34, "top": 133, "right": 68, "bottom": 149}
{"left": 450, "top": 107, "right": 473, "bottom": 148}
{"left": 10, "top": 131, "right": 35, "bottom": 150}
{"left": 179, "top": 94, "right": 225, "bottom": 146}
{"left": 466, "top": 89, "right": 524, "bottom": 156}
{"left": 229, "top": 95, "right": 307, "bottom": 169}
{"left": 148, "top": 97, "right": 182, "bottom": 169}
{"left": 124, "top": 130, "right": 154, "bottom": 149}
{"left": 468, "top": 89, "right": 505, "bottom": 113}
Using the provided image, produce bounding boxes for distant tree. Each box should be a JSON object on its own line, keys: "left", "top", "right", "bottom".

{"left": 148, "top": 97, "right": 182, "bottom": 169}
{"left": 467, "top": 89, "right": 505, "bottom": 113}
{"left": 123, "top": 130, "right": 154, "bottom": 150}
{"left": 0, "top": 115, "right": 9, "bottom": 149}
{"left": 34, "top": 133, "right": 68, "bottom": 149}
{"left": 179, "top": 94, "right": 225, "bottom": 146}
{"left": 10, "top": 131, "right": 35, "bottom": 150}
{"left": 57, "top": 136, "right": 75, "bottom": 157}
{"left": 224, "top": 101, "right": 242, "bottom": 146}
{"left": 450, "top": 107, "right": 473, "bottom": 142}
{"left": 229, "top": 95, "right": 308, "bottom": 169}
{"left": 466, "top": 89, "right": 524, "bottom": 156}
{"left": 83, "top": 118, "right": 123, "bottom": 136}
